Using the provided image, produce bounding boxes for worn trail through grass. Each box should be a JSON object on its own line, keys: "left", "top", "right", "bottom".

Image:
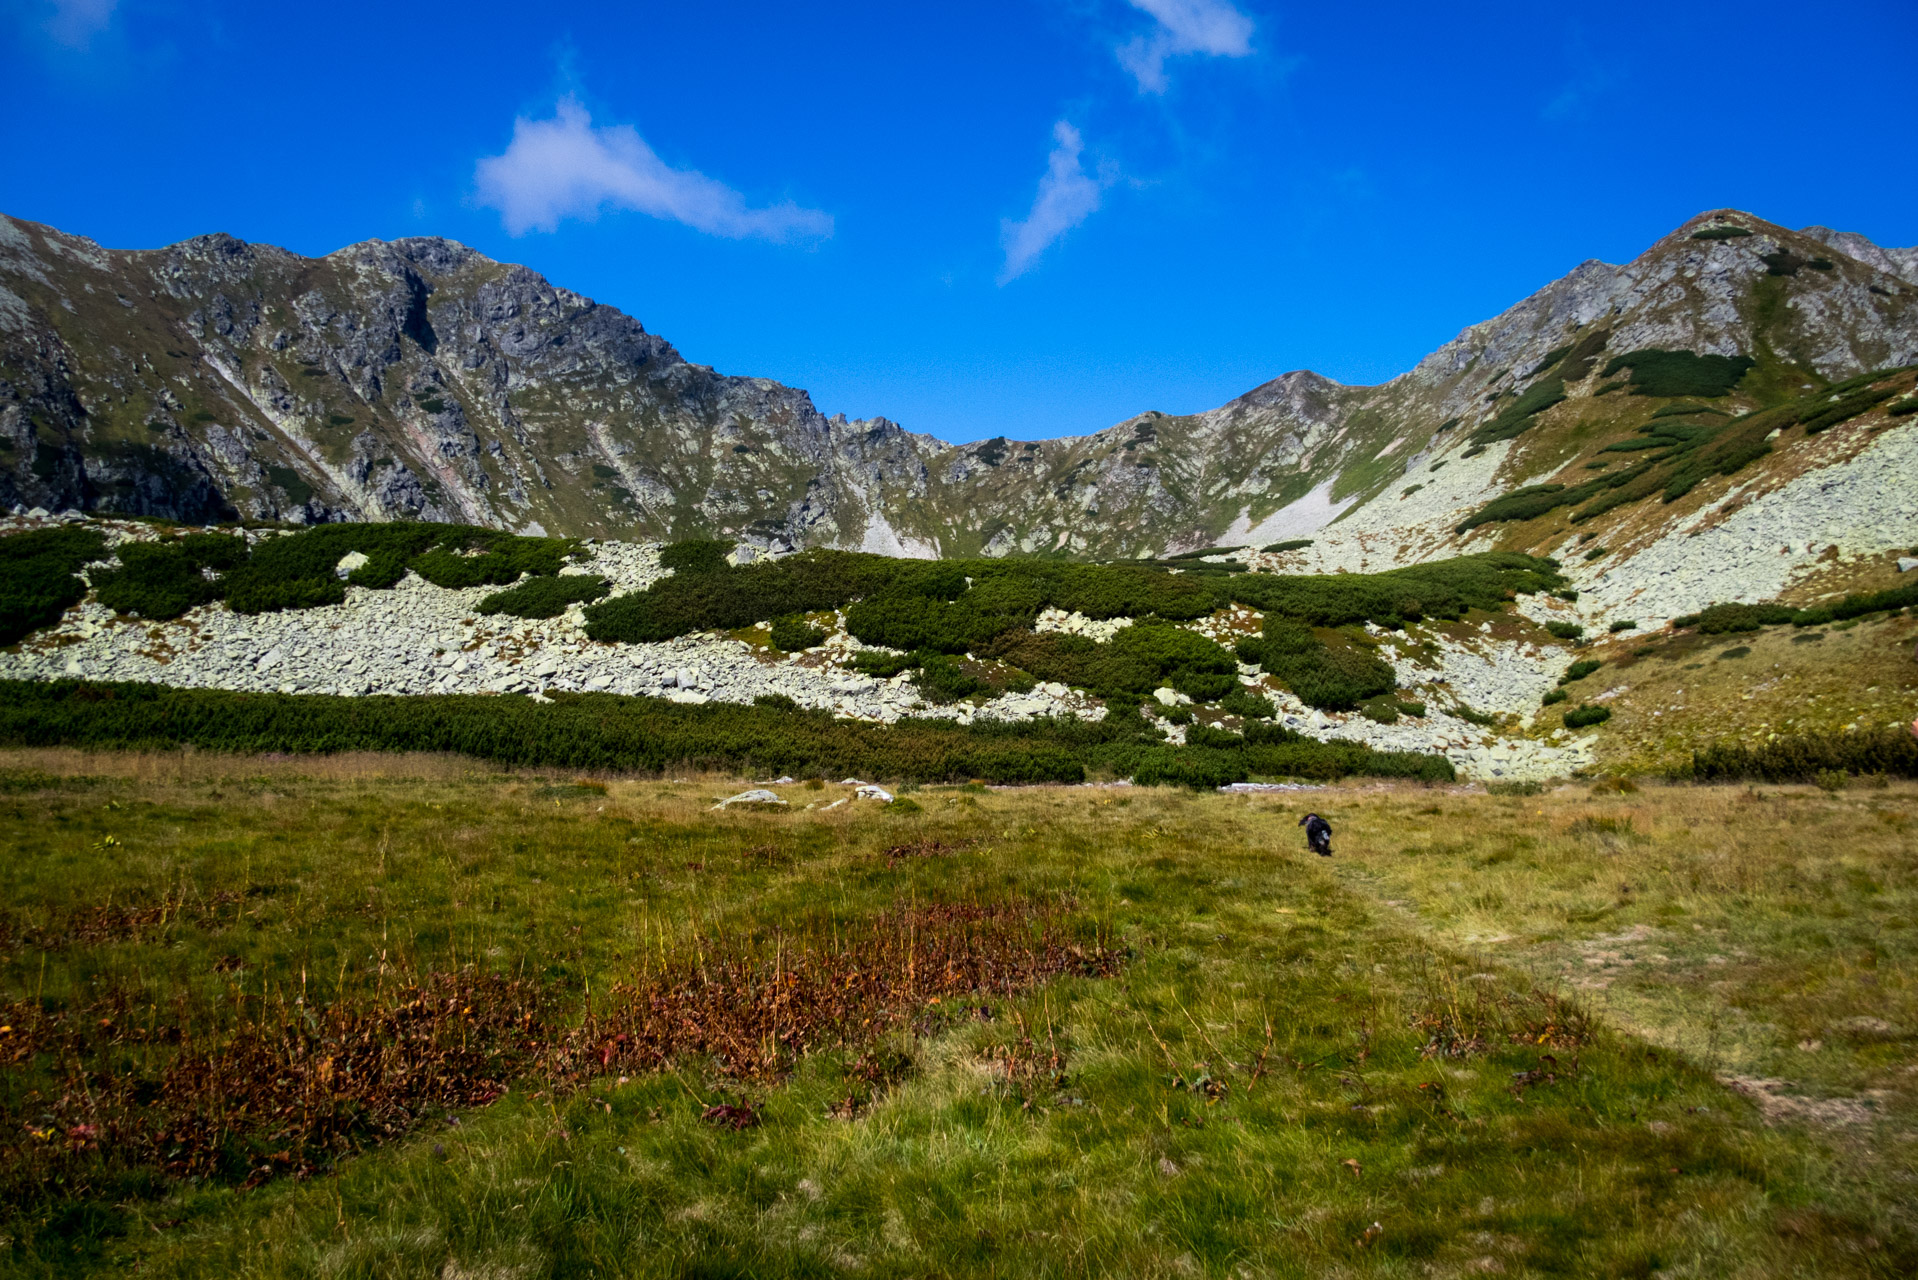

{"left": 0, "top": 750, "right": 1912, "bottom": 1277}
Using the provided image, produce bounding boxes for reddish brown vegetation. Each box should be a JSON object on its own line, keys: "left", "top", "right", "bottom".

{"left": 561, "top": 900, "right": 1120, "bottom": 1082}
{"left": 879, "top": 838, "right": 977, "bottom": 867}
{"left": 0, "top": 897, "right": 1121, "bottom": 1202}
{"left": 0, "top": 888, "right": 247, "bottom": 952}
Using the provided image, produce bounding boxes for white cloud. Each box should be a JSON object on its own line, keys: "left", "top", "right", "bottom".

{"left": 474, "top": 97, "right": 832, "bottom": 242}
{"left": 1000, "top": 121, "right": 1112, "bottom": 284}
{"left": 43, "top": 0, "right": 116, "bottom": 48}
{"left": 1117, "top": 0, "right": 1254, "bottom": 93}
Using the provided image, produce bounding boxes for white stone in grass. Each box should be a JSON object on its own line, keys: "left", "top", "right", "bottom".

{"left": 1899, "top": 557, "right": 1918, "bottom": 573}
{"left": 716, "top": 789, "right": 787, "bottom": 809}
{"left": 855, "top": 784, "right": 895, "bottom": 803}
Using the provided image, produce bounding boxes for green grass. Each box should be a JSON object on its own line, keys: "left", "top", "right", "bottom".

{"left": 1, "top": 758, "right": 1914, "bottom": 1276}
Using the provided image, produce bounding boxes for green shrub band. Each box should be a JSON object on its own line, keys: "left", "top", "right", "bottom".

{"left": 1690, "top": 730, "right": 1918, "bottom": 782}
{"left": 2, "top": 521, "right": 584, "bottom": 639}
{"left": 1675, "top": 581, "right": 1918, "bottom": 634}
{"left": 0, "top": 527, "right": 107, "bottom": 646}
{"left": 0, "top": 681, "right": 1457, "bottom": 788}
{"left": 225, "top": 523, "right": 579, "bottom": 614}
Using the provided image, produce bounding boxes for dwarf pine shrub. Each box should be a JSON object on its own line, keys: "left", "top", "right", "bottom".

{"left": 479, "top": 574, "right": 609, "bottom": 619}
{"left": 768, "top": 614, "right": 828, "bottom": 652}
{"left": 1689, "top": 729, "right": 1918, "bottom": 782}
{"left": 0, "top": 526, "right": 108, "bottom": 645}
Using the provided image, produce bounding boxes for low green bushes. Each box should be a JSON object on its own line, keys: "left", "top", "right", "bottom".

{"left": 1226, "top": 553, "right": 1563, "bottom": 629}
{"left": 849, "top": 650, "right": 918, "bottom": 679}
{"left": 1359, "top": 696, "right": 1402, "bottom": 724}
{"left": 91, "top": 532, "right": 245, "bottom": 620}
{"left": 1238, "top": 620, "right": 1397, "bottom": 711}
{"left": 1690, "top": 226, "right": 1752, "bottom": 240}
{"left": 0, "top": 680, "right": 1455, "bottom": 788}
{"left": 223, "top": 523, "right": 578, "bottom": 615}
{"left": 1218, "top": 687, "right": 1274, "bottom": 719}
{"left": 1261, "top": 539, "right": 1314, "bottom": 553}
{"left": 1672, "top": 581, "right": 1918, "bottom": 634}
{"left": 1689, "top": 729, "right": 1918, "bottom": 782}
{"left": 586, "top": 550, "right": 888, "bottom": 643}
{"left": 1598, "top": 349, "right": 1754, "bottom": 398}
{"left": 1563, "top": 704, "right": 1613, "bottom": 728}
{"left": 1609, "top": 619, "right": 1637, "bottom": 632}
{"left": 1799, "top": 385, "right": 1898, "bottom": 435}
{"left": 1545, "top": 621, "right": 1585, "bottom": 640}
{"left": 1687, "top": 602, "right": 1798, "bottom": 634}
{"left": 1559, "top": 659, "right": 1602, "bottom": 685}
{"left": 1467, "top": 377, "right": 1568, "bottom": 446}
{"left": 659, "top": 539, "right": 733, "bottom": 575}
{"left": 913, "top": 654, "right": 985, "bottom": 703}
{"left": 988, "top": 622, "right": 1239, "bottom": 702}
{"left": 478, "top": 575, "right": 609, "bottom": 619}
{"left": 0, "top": 526, "right": 107, "bottom": 645}
{"left": 1541, "top": 688, "right": 1567, "bottom": 706}
{"left": 768, "top": 614, "right": 828, "bottom": 652}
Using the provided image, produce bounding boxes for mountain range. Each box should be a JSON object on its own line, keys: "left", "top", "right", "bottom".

{"left": 1, "top": 208, "right": 1913, "bottom": 560}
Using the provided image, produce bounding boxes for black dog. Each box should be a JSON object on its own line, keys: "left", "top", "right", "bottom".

{"left": 1299, "top": 812, "right": 1333, "bottom": 856}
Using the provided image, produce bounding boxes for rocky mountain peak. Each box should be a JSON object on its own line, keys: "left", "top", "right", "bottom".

{"left": 0, "top": 209, "right": 1911, "bottom": 564}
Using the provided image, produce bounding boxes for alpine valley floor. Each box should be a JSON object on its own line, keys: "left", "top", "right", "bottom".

{"left": 0, "top": 754, "right": 1913, "bottom": 1278}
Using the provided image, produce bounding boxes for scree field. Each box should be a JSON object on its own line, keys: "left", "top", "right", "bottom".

{"left": 1, "top": 751, "right": 1913, "bottom": 1278}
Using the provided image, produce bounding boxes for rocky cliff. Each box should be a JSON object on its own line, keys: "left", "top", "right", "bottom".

{"left": 1, "top": 209, "right": 1913, "bottom": 559}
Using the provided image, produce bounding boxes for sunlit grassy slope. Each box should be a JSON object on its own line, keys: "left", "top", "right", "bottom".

{"left": 1, "top": 751, "right": 1913, "bottom": 1278}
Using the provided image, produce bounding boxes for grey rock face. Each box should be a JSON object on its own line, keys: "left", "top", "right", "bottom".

{"left": 0, "top": 208, "right": 1913, "bottom": 558}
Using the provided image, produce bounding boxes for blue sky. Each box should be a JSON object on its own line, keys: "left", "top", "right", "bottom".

{"left": 4, "top": 1, "right": 1915, "bottom": 444}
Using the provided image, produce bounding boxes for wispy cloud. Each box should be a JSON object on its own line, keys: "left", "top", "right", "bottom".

{"left": 1000, "top": 122, "right": 1114, "bottom": 284}
{"left": 1117, "top": 0, "right": 1254, "bottom": 94}
{"left": 1540, "top": 63, "right": 1619, "bottom": 121}
{"left": 474, "top": 96, "right": 832, "bottom": 242}
{"left": 42, "top": 0, "right": 116, "bottom": 48}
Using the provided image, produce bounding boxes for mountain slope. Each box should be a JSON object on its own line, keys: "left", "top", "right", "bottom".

{"left": 1, "top": 209, "right": 1913, "bottom": 561}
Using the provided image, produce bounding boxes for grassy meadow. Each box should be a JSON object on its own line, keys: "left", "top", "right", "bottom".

{"left": 0, "top": 750, "right": 1913, "bottom": 1278}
